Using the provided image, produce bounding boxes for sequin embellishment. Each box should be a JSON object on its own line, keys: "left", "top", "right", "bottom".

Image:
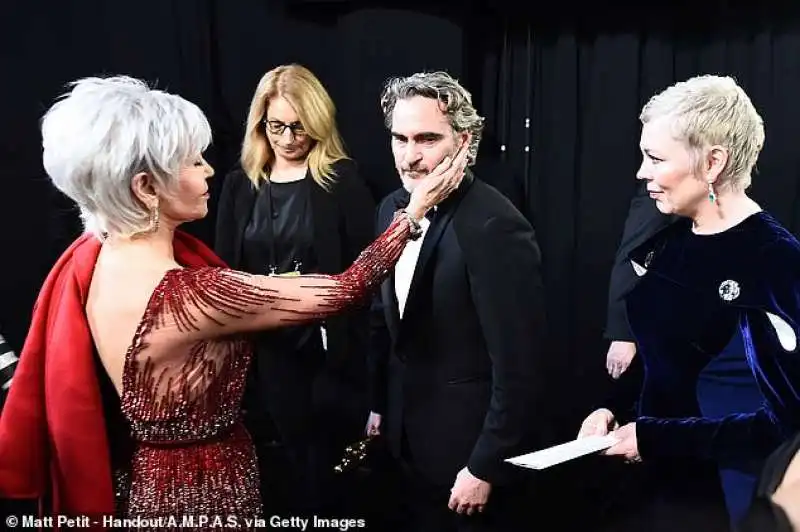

{"left": 118, "top": 212, "right": 413, "bottom": 528}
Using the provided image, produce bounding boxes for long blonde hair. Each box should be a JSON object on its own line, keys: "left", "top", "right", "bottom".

{"left": 241, "top": 64, "right": 349, "bottom": 190}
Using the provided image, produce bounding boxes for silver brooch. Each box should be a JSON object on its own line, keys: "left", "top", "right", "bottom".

{"left": 644, "top": 251, "right": 655, "bottom": 267}
{"left": 718, "top": 280, "right": 740, "bottom": 301}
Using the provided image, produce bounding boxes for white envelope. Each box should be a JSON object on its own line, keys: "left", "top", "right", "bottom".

{"left": 505, "top": 435, "right": 619, "bottom": 470}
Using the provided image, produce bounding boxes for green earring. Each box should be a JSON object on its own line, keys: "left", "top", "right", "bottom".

{"left": 708, "top": 182, "right": 716, "bottom": 203}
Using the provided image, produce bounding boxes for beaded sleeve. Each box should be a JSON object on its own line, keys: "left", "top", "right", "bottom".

{"left": 146, "top": 209, "right": 416, "bottom": 338}
{"left": 121, "top": 210, "right": 416, "bottom": 431}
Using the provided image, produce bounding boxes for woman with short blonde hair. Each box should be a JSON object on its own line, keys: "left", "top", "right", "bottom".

{"left": 579, "top": 75, "right": 800, "bottom": 531}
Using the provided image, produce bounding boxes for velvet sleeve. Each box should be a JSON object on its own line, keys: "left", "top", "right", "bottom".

{"left": 636, "top": 238, "right": 800, "bottom": 463}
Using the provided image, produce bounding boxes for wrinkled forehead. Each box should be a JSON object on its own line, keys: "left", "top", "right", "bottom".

{"left": 390, "top": 96, "right": 452, "bottom": 136}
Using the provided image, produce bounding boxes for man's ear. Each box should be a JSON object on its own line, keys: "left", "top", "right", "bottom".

{"left": 460, "top": 131, "right": 471, "bottom": 148}
{"left": 131, "top": 172, "right": 159, "bottom": 208}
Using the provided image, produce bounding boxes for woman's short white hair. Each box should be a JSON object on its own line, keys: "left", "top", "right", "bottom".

{"left": 640, "top": 75, "right": 764, "bottom": 191}
{"left": 41, "top": 75, "right": 212, "bottom": 238}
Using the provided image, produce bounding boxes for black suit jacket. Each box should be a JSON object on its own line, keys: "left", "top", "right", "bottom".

{"left": 215, "top": 159, "right": 375, "bottom": 380}
{"left": 369, "top": 175, "right": 548, "bottom": 487}
{"left": 604, "top": 180, "right": 678, "bottom": 341}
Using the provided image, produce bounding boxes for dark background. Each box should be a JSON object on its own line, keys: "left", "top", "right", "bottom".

{"left": 3, "top": 1, "right": 800, "bottom": 527}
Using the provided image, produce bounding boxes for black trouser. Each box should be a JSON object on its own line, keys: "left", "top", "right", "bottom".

{"left": 247, "top": 333, "right": 370, "bottom": 518}
{"left": 396, "top": 432, "right": 531, "bottom": 532}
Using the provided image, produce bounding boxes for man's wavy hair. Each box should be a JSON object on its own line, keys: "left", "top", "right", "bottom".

{"left": 380, "top": 71, "right": 484, "bottom": 166}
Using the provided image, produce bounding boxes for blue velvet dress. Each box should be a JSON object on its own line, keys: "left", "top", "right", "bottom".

{"left": 624, "top": 211, "right": 800, "bottom": 530}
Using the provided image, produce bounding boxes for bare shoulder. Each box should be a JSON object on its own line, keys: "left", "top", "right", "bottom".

{"left": 87, "top": 261, "right": 180, "bottom": 390}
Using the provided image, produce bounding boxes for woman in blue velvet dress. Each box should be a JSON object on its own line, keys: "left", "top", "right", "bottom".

{"left": 578, "top": 75, "right": 800, "bottom": 532}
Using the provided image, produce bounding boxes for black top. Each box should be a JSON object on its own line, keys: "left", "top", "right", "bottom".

{"left": 214, "top": 158, "right": 376, "bottom": 386}
{"left": 241, "top": 178, "right": 317, "bottom": 276}
{"left": 241, "top": 177, "right": 319, "bottom": 353}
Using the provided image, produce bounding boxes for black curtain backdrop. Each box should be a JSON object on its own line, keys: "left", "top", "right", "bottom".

{"left": 3, "top": 1, "right": 800, "bottom": 527}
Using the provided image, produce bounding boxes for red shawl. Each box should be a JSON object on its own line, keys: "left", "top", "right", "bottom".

{"left": 0, "top": 230, "right": 225, "bottom": 518}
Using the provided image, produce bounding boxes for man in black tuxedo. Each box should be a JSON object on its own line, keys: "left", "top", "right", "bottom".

{"left": 365, "top": 71, "right": 548, "bottom": 532}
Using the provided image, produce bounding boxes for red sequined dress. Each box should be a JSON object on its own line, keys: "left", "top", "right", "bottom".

{"left": 117, "top": 213, "right": 413, "bottom": 527}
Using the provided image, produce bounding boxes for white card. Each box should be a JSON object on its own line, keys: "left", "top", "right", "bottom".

{"left": 505, "top": 435, "right": 619, "bottom": 470}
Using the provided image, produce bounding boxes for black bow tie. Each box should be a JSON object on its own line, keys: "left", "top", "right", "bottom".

{"left": 394, "top": 191, "right": 411, "bottom": 210}
{"left": 393, "top": 192, "right": 437, "bottom": 219}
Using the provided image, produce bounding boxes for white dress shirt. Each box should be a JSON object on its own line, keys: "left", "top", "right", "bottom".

{"left": 394, "top": 215, "right": 432, "bottom": 319}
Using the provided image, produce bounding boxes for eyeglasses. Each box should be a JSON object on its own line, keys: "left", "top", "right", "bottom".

{"left": 264, "top": 119, "right": 307, "bottom": 138}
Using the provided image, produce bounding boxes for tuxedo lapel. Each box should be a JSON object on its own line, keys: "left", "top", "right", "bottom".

{"left": 382, "top": 274, "right": 401, "bottom": 338}
{"left": 400, "top": 173, "right": 474, "bottom": 325}
{"left": 381, "top": 192, "right": 407, "bottom": 339}
{"left": 401, "top": 207, "right": 453, "bottom": 323}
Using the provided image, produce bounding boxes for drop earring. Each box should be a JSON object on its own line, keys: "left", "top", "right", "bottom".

{"left": 147, "top": 203, "right": 160, "bottom": 233}
{"left": 707, "top": 182, "right": 717, "bottom": 204}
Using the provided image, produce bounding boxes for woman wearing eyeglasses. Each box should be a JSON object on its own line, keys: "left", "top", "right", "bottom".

{"left": 215, "top": 64, "right": 376, "bottom": 519}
